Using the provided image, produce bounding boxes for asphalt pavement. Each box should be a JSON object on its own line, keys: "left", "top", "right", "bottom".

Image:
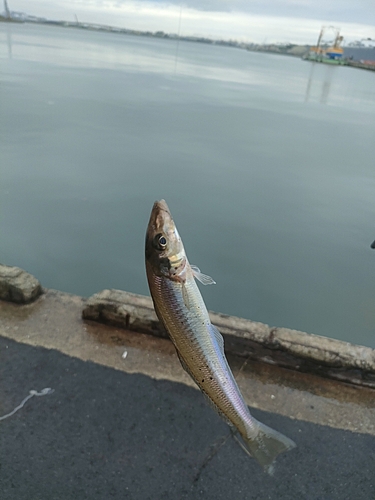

{"left": 1, "top": 336, "right": 374, "bottom": 500}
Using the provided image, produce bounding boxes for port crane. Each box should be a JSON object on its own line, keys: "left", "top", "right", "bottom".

{"left": 310, "top": 26, "right": 344, "bottom": 59}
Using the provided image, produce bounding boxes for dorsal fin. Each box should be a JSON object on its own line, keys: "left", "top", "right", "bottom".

{"left": 209, "top": 323, "right": 225, "bottom": 354}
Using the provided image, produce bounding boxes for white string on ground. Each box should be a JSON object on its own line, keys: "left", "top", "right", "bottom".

{"left": 0, "top": 388, "right": 54, "bottom": 421}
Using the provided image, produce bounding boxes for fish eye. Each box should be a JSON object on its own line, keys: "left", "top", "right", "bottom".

{"left": 155, "top": 233, "right": 167, "bottom": 250}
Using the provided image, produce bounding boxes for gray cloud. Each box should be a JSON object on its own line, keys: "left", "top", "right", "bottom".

{"left": 112, "top": 0, "right": 374, "bottom": 25}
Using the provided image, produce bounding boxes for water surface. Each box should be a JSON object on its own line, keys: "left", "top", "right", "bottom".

{"left": 1, "top": 23, "right": 375, "bottom": 347}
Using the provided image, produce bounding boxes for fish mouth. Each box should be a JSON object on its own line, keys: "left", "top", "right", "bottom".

{"left": 146, "top": 200, "right": 187, "bottom": 282}
{"left": 153, "top": 199, "right": 170, "bottom": 214}
{"left": 149, "top": 199, "right": 173, "bottom": 232}
{"left": 146, "top": 199, "right": 186, "bottom": 274}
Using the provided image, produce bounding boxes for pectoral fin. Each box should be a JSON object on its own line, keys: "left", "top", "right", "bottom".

{"left": 191, "top": 265, "right": 216, "bottom": 285}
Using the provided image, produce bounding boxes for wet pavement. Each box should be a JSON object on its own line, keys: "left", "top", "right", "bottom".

{"left": 0, "top": 291, "right": 375, "bottom": 499}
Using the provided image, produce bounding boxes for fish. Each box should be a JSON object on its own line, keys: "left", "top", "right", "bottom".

{"left": 145, "top": 199, "right": 296, "bottom": 471}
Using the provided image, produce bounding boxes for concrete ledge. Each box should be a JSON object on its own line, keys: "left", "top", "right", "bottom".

{"left": 82, "top": 288, "right": 167, "bottom": 338}
{"left": 0, "top": 264, "right": 42, "bottom": 304}
{"left": 82, "top": 289, "right": 375, "bottom": 389}
{"left": 1, "top": 262, "right": 374, "bottom": 389}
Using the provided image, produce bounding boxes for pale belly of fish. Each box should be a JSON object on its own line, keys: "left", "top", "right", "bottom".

{"left": 147, "top": 263, "right": 296, "bottom": 470}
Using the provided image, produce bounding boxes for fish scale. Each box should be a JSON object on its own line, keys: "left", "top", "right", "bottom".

{"left": 145, "top": 199, "right": 296, "bottom": 470}
{"left": 148, "top": 269, "right": 251, "bottom": 434}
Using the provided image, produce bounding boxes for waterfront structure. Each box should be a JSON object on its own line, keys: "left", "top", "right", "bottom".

{"left": 3, "top": 0, "right": 10, "bottom": 19}
{"left": 304, "top": 26, "right": 344, "bottom": 63}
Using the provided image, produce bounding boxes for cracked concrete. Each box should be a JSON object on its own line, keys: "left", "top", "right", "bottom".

{"left": 192, "top": 432, "right": 233, "bottom": 484}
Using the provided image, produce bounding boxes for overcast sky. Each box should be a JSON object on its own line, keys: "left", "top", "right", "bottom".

{"left": 8, "top": 0, "right": 375, "bottom": 44}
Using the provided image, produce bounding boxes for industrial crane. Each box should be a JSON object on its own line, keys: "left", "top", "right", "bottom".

{"left": 310, "top": 26, "right": 344, "bottom": 60}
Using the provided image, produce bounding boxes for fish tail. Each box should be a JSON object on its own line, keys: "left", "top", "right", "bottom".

{"left": 236, "top": 419, "right": 296, "bottom": 473}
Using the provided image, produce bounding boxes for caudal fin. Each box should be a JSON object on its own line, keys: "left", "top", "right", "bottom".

{"left": 237, "top": 420, "right": 296, "bottom": 473}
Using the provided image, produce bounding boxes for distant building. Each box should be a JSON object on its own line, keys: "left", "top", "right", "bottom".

{"left": 343, "top": 47, "right": 375, "bottom": 62}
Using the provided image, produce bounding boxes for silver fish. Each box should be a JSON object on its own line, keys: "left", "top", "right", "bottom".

{"left": 145, "top": 199, "right": 295, "bottom": 470}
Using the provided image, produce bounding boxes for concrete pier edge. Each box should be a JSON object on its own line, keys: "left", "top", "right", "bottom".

{"left": 0, "top": 264, "right": 42, "bottom": 304}
{"left": 1, "top": 264, "right": 374, "bottom": 388}
{"left": 82, "top": 288, "right": 375, "bottom": 389}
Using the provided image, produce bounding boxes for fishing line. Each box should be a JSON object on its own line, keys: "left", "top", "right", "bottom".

{"left": 0, "top": 388, "right": 54, "bottom": 421}
{"left": 174, "top": 4, "right": 183, "bottom": 75}
{"left": 237, "top": 355, "right": 251, "bottom": 375}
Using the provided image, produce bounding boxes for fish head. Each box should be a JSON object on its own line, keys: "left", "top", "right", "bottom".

{"left": 145, "top": 199, "right": 187, "bottom": 279}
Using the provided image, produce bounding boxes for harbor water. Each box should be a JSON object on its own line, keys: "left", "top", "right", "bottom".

{"left": 1, "top": 23, "right": 375, "bottom": 347}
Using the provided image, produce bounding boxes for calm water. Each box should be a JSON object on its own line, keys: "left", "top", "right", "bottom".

{"left": 1, "top": 23, "right": 375, "bottom": 347}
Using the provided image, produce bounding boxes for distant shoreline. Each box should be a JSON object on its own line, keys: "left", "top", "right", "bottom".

{"left": 1, "top": 16, "right": 374, "bottom": 71}
{"left": 0, "top": 15, "right": 312, "bottom": 57}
